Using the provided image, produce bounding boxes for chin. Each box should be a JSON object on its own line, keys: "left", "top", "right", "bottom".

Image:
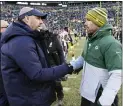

{"left": 88, "top": 31, "right": 93, "bottom": 34}
{"left": 88, "top": 32, "right": 91, "bottom": 34}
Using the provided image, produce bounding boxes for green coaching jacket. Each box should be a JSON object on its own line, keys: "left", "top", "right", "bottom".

{"left": 80, "top": 23, "right": 122, "bottom": 105}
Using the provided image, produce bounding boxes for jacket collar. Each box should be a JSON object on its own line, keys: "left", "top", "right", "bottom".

{"left": 88, "top": 23, "right": 113, "bottom": 42}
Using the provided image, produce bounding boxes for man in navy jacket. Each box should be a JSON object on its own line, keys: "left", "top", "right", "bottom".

{"left": 1, "top": 7, "right": 74, "bottom": 106}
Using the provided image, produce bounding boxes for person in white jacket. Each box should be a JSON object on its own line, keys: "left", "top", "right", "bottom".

{"left": 70, "top": 7, "right": 122, "bottom": 106}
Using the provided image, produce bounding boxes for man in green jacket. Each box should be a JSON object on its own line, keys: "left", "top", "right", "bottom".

{"left": 70, "top": 7, "right": 122, "bottom": 106}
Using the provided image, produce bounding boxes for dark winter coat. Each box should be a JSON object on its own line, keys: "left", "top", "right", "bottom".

{"left": 1, "top": 21, "right": 72, "bottom": 106}
{"left": 39, "top": 30, "right": 65, "bottom": 66}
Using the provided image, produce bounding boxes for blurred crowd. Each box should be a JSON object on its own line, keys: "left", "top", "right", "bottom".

{"left": 1, "top": 1, "right": 122, "bottom": 43}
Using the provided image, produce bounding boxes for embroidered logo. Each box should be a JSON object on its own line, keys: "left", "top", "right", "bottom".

{"left": 95, "top": 46, "right": 99, "bottom": 50}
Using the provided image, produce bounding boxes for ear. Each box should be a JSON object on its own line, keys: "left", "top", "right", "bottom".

{"left": 25, "top": 16, "right": 29, "bottom": 23}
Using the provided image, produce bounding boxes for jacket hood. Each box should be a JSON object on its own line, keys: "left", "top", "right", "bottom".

{"left": 1, "top": 21, "right": 35, "bottom": 43}
{"left": 88, "top": 23, "right": 113, "bottom": 41}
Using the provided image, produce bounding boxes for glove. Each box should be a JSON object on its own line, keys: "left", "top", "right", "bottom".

{"left": 73, "top": 66, "right": 83, "bottom": 74}
{"left": 64, "top": 63, "right": 74, "bottom": 74}
{"left": 70, "top": 56, "right": 84, "bottom": 70}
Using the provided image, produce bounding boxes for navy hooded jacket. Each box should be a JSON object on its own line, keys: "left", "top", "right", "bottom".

{"left": 1, "top": 21, "right": 72, "bottom": 106}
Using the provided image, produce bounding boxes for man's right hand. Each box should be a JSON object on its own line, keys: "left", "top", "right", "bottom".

{"left": 70, "top": 56, "right": 84, "bottom": 70}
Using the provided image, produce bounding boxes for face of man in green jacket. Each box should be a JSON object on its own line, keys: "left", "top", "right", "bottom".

{"left": 84, "top": 19, "right": 99, "bottom": 35}
{"left": 84, "top": 7, "right": 108, "bottom": 37}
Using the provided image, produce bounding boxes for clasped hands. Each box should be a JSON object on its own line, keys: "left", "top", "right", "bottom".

{"left": 69, "top": 56, "right": 84, "bottom": 74}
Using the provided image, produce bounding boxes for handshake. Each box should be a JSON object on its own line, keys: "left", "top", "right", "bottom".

{"left": 67, "top": 56, "right": 84, "bottom": 74}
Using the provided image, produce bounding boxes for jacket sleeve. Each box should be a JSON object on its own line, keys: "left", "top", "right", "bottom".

{"left": 11, "top": 37, "right": 72, "bottom": 82}
{"left": 99, "top": 71, "right": 122, "bottom": 105}
{"left": 104, "top": 42, "right": 122, "bottom": 71}
{"left": 99, "top": 42, "right": 122, "bottom": 105}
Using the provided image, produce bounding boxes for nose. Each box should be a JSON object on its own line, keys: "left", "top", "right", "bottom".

{"left": 39, "top": 18, "right": 43, "bottom": 24}
{"left": 84, "top": 23, "right": 87, "bottom": 28}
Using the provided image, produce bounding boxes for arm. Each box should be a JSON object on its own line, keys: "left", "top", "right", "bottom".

{"left": 99, "top": 42, "right": 122, "bottom": 105}
{"left": 99, "top": 71, "right": 121, "bottom": 105}
{"left": 11, "top": 37, "right": 73, "bottom": 82}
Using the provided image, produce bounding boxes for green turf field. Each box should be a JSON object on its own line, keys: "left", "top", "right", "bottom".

{"left": 52, "top": 37, "right": 122, "bottom": 106}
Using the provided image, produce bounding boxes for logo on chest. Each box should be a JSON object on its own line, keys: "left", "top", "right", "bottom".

{"left": 88, "top": 44, "right": 99, "bottom": 50}
{"left": 95, "top": 46, "right": 99, "bottom": 50}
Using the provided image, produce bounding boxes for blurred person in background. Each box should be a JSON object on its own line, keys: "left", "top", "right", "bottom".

{"left": 36, "top": 23, "right": 65, "bottom": 106}
{"left": 59, "top": 27, "right": 70, "bottom": 60}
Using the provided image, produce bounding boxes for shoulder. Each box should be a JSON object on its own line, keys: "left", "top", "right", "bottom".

{"left": 7, "top": 36, "right": 36, "bottom": 52}
{"left": 100, "top": 36, "right": 121, "bottom": 53}
{"left": 101, "top": 35, "right": 120, "bottom": 45}
{"left": 12, "top": 36, "right": 34, "bottom": 44}
{"left": 1, "top": 36, "right": 37, "bottom": 58}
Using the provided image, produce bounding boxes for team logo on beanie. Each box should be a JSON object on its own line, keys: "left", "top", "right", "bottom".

{"left": 86, "top": 7, "right": 108, "bottom": 27}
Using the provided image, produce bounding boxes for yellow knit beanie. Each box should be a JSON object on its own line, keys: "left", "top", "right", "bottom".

{"left": 86, "top": 7, "right": 108, "bottom": 27}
